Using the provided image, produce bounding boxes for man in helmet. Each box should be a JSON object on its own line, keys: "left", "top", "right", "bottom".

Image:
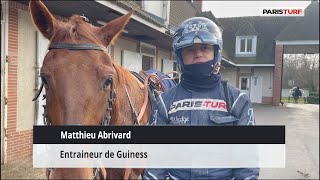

{"left": 143, "top": 17, "right": 259, "bottom": 180}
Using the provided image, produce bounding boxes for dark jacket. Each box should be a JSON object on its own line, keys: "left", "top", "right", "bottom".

{"left": 143, "top": 81, "right": 259, "bottom": 180}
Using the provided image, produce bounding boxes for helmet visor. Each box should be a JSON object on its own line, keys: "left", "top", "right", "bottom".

{"left": 174, "top": 31, "right": 222, "bottom": 50}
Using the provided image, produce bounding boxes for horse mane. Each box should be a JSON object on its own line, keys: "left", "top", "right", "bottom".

{"left": 112, "top": 64, "right": 144, "bottom": 91}
{"left": 52, "top": 15, "right": 103, "bottom": 46}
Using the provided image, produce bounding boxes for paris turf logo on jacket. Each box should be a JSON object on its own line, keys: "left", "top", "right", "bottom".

{"left": 169, "top": 98, "right": 227, "bottom": 114}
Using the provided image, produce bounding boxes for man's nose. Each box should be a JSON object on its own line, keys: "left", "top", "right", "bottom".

{"left": 194, "top": 49, "right": 203, "bottom": 57}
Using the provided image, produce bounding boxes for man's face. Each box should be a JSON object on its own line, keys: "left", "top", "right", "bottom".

{"left": 181, "top": 43, "right": 214, "bottom": 65}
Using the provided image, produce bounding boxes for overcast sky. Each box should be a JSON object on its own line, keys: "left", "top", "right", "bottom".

{"left": 202, "top": 1, "right": 312, "bottom": 18}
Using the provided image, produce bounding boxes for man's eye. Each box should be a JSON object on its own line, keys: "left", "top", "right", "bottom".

{"left": 201, "top": 46, "right": 210, "bottom": 51}
{"left": 185, "top": 47, "right": 194, "bottom": 52}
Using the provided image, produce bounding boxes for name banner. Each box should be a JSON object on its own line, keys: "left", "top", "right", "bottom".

{"left": 33, "top": 126, "right": 285, "bottom": 168}
{"left": 33, "top": 126, "right": 285, "bottom": 144}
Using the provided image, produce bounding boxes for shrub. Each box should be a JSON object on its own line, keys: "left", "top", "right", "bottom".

{"left": 308, "top": 96, "right": 319, "bottom": 104}
{"left": 309, "top": 92, "right": 319, "bottom": 97}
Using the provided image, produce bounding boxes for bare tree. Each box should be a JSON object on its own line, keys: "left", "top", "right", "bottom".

{"left": 283, "top": 54, "right": 319, "bottom": 91}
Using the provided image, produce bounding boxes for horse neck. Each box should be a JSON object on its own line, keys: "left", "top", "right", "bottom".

{"left": 111, "top": 64, "right": 145, "bottom": 125}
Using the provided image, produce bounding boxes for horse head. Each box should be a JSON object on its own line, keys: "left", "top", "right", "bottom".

{"left": 30, "top": 0, "right": 149, "bottom": 179}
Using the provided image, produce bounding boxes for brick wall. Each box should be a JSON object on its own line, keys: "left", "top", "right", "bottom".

{"left": 6, "top": 1, "right": 33, "bottom": 162}
{"left": 272, "top": 44, "right": 283, "bottom": 106}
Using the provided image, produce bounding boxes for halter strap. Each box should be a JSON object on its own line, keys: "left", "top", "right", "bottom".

{"left": 49, "top": 43, "right": 107, "bottom": 51}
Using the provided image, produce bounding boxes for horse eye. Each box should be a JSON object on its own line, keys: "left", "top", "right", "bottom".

{"left": 103, "top": 78, "right": 113, "bottom": 88}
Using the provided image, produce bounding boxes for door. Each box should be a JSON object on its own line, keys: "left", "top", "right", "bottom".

{"left": 250, "top": 76, "right": 263, "bottom": 103}
{"left": 239, "top": 76, "right": 250, "bottom": 97}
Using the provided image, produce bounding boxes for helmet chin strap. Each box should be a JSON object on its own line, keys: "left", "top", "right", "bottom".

{"left": 177, "top": 44, "right": 221, "bottom": 76}
{"left": 213, "top": 62, "right": 221, "bottom": 75}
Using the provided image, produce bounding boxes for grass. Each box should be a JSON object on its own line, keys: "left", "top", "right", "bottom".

{"left": 281, "top": 97, "right": 306, "bottom": 104}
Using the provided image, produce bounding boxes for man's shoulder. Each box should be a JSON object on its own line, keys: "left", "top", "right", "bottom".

{"left": 222, "top": 81, "right": 241, "bottom": 94}
{"left": 154, "top": 84, "right": 180, "bottom": 104}
{"left": 220, "top": 81, "right": 250, "bottom": 102}
{"left": 161, "top": 83, "right": 181, "bottom": 97}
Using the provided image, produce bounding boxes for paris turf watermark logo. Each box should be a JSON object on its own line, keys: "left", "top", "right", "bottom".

{"left": 261, "top": 8, "right": 304, "bottom": 16}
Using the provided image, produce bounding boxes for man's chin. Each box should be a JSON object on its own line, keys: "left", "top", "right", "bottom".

{"left": 194, "top": 60, "right": 210, "bottom": 64}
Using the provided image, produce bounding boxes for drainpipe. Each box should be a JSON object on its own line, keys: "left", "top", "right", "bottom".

{"left": 2, "top": 1, "right": 9, "bottom": 164}
{"left": 280, "top": 45, "right": 284, "bottom": 103}
{"left": 34, "top": 32, "right": 40, "bottom": 126}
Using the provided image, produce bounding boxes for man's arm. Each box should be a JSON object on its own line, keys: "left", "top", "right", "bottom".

{"left": 230, "top": 91, "right": 260, "bottom": 179}
{"left": 147, "top": 95, "right": 170, "bottom": 126}
{"left": 230, "top": 92, "right": 255, "bottom": 125}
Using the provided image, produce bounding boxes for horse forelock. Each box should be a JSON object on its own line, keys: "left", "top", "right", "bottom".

{"left": 51, "top": 15, "right": 103, "bottom": 47}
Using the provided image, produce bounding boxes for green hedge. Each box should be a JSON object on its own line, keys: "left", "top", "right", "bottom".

{"left": 309, "top": 92, "right": 319, "bottom": 97}
{"left": 308, "top": 96, "right": 319, "bottom": 104}
{"left": 308, "top": 92, "right": 319, "bottom": 104}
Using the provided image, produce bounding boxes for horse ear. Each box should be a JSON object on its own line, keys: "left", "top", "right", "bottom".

{"left": 29, "top": 0, "right": 58, "bottom": 39}
{"left": 98, "top": 10, "right": 133, "bottom": 46}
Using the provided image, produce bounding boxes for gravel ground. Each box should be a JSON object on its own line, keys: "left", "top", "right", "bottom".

{"left": 1, "top": 157, "right": 46, "bottom": 179}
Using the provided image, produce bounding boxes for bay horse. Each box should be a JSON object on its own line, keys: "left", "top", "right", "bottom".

{"left": 29, "top": 0, "right": 152, "bottom": 179}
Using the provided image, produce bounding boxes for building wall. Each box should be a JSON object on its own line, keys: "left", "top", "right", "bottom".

{"left": 169, "top": 1, "right": 198, "bottom": 28}
{"left": 254, "top": 67, "right": 274, "bottom": 104}
{"left": 157, "top": 48, "right": 171, "bottom": 71}
{"left": 17, "top": 9, "right": 36, "bottom": 131}
{"left": 6, "top": 1, "right": 33, "bottom": 162}
{"left": 218, "top": 66, "right": 275, "bottom": 105}
{"left": 237, "top": 67, "right": 253, "bottom": 89}
{"left": 113, "top": 37, "right": 138, "bottom": 66}
{"left": 221, "top": 67, "right": 237, "bottom": 87}
{"left": 193, "top": 0, "right": 203, "bottom": 11}
{"left": 254, "top": 67, "right": 273, "bottom": 97}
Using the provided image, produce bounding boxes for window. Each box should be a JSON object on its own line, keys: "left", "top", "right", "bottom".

{"left": 140, "top": 42, "right": 155, "bottom": 71}
{"left": 240, "top": 77, "right": 249, "bottom": 90}
{"left": 142, "top": 55, "right": 153, "bottom": 71}
{"left": 236, "top": 36, "right": 257, "bottom": 56}
{"left": 142, "top": 1, "right": 169, "bottom": 25}
{"left": 240, "top": 38, "right": 252, "bottom": 53}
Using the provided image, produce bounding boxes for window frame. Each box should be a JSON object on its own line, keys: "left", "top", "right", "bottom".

{"left": 140, "top": 42, "right": 156, "bottom": 70}
{"left": 235, "top": 36, "right": 257, "bottom": 56}
{"left": 141, "top": 1, "right": 170, "bottom": 26}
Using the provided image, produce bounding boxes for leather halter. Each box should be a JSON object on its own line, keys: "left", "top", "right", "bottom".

{"left": 49, "top": 43, "right": 108, "bottom": 52}
{"left": 33, "top": 42, "right": 153, "bottom": 179}
{"left": 33, "top": 43, "right": 116, "bottom": 127}
{"left": 33, "top": 43, "right": 116, "bottom": 179}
